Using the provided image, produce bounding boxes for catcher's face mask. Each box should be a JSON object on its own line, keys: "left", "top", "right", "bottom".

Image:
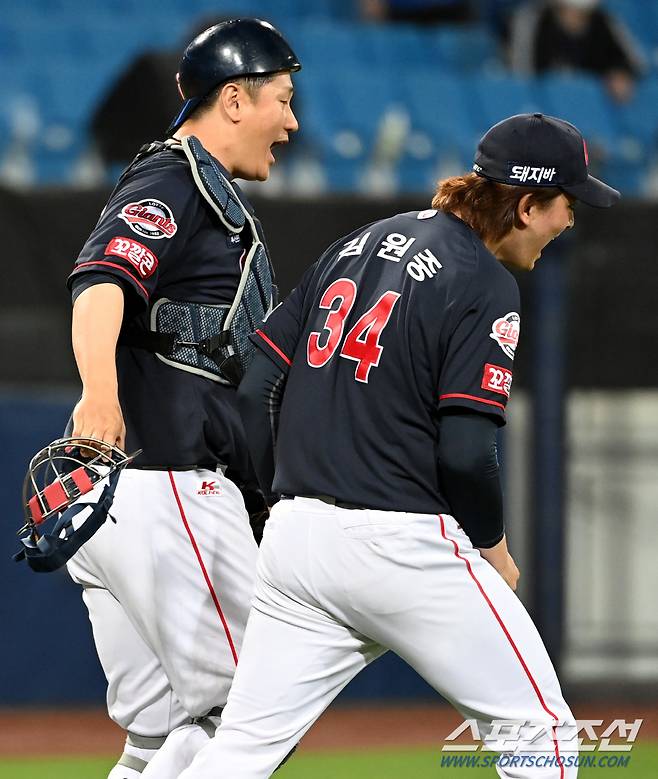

{"left": 14, "top": 438, "right": 139, "bottom": 573}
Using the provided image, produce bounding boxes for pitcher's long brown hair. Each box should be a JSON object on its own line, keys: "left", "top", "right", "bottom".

{"left": 432, "top": 173, "right": 562, "bottom": 245}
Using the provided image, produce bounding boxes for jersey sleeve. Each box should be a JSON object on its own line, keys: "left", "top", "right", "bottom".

{"left": 250, "top": 260, "right": 319, "bottom": 371}
{"left": 437, "top": 265, "right": 521, "bottom": 424}
{"left": 67, "top": 161, "right": 194, "bottom": 310}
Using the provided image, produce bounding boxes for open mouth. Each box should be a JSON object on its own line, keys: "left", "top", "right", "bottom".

{"left": 269, "top": 139, "right": 288, "bottom": 161}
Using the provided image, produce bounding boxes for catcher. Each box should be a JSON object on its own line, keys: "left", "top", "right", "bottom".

{"left": 20, "top": 18, "right": 299, "bottom": 779}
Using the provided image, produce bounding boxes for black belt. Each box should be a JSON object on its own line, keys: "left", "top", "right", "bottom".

{"left": 282, "top": 494, "right": 366, "bottom": 510}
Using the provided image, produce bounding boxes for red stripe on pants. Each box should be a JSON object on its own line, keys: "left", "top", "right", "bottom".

{"left": 169, "top": 471, "right": 239, "bottom": 666}
{"left": 438, "top": 514, "right": 563, "bottom": 779}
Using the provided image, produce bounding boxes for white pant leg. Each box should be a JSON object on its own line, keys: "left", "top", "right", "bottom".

{"left": 178, "top": 499, "right": 386, "bottom": 779}
{"left": 344, "top": 512, "right": 577, "bottom": 779}
{"left": 80, "top": 587, "right": 187, "bottom": 737}
{"left": 179, "top": 499, "right": 575, "bottom": 779}
{"left": 68, "top": 467, "right": 258, "bottom": 722}
{"left": 141, "top": 722, "right": 215, "bottom": 779}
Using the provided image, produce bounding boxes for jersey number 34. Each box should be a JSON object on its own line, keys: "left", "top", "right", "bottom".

{"left": 307, "top": 278, "right": 400, "bottom": 383}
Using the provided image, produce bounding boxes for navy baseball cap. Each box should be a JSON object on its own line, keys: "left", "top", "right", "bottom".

{"left": 168, "top": 18, "right": 301, "bottom": 134}
{"left": 473, "top": 113, "right": 620, "bottom": 208}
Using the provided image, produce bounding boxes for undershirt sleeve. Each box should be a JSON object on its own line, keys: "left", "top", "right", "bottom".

{"left": 436, "top": 408, "right": 504, "bottom": 549}
{"left": 237, "top": 348, "right": 288, "bottom": 503}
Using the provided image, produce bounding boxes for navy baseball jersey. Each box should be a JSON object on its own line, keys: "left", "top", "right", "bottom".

{"left": 252, "top": 209, "right": 520, "bottom": 513}
{"left": 68, "top": 148, "right": 259, "bottom": 475}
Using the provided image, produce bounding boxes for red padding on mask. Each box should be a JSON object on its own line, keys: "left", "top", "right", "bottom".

{"left": 42, "top": 480, "right": 68, "bottom": 513}
{"left": 28, "top": 495, "right": 45, "bottom": 525}
{"left": 69, "top": 467, "right": 94, "bottom": 497}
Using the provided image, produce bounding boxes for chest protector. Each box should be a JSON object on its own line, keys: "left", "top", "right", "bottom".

{"left": 119, "top": 135, "right": 276, "bottom": 386}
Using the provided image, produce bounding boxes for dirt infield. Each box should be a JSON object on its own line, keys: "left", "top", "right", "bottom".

{"left": 0, "top": 703, "right": 656, "bottom": 757}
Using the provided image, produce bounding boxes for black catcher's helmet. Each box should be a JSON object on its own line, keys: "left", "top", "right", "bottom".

{"left": 168, "top": 18, "right": 301, "bottom": 133}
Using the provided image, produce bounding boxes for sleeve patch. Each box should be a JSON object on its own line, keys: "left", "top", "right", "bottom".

{"left": 105, "top": 237, "right": 159, "bottom": 278}
{"left": 489, "top": 312, "right": 520, "bottom": 359}
{"left": 481, "top": 363, "right": 513, "bottom": 398}
{"left": 118, "top": 199, "right": 177, "bottom": 239}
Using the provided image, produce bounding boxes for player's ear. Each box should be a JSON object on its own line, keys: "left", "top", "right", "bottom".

{"left": 515, "top": 193, "right": 534, "bottom": 228}
{"left": 220, "top": 82, "right": 242, "bottom": 121}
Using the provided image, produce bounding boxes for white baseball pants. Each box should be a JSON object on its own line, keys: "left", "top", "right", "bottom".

{"left": 67, "top": 467, "right": 258, "bottom": 738}
{"left": 175, "top": 497, "right": 577, "bottom": 779}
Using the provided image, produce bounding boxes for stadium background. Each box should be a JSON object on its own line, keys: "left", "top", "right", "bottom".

{"left": 1, "top": 0, "right": 656, "bottom": 775}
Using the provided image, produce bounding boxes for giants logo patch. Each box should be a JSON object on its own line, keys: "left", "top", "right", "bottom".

{"left": 482, "top": 363, "right": 513, "bottom": 398}
{"left": 105, "top": 237, "right": 158, "bottom": 278}
{"left": 118, "top": 199, "right": 177, "bottom": 239}
{"left": 489, "top": 312, "right": 520, "bottom": 359}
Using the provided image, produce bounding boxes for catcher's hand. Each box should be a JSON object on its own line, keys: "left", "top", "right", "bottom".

{"left": 71, "top": 391, "right": 126, "bottom": 455}
{"left": 240, "top": 484, "right": 270, "bottom": 545}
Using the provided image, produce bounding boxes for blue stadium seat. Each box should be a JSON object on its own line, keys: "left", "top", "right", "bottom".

{"left": 155, "top": 0, "right": 255, "bottom": 14}
{"left": 0, "top": 61, "right": 33, "bottom": 99}
{"left": 302, "top": 66, "right": 393, "bottom": 144}
{"left": 6, "top": 17, "right": 150, "bottom": 74}
{"left": 23, "top": 65, "right": 109, "bottom": 129}
{"left": 159, "top": 0, "right": 340, "bottom": 21}
{"left": 609, "top": 75, "right": 658, "bottom": 194}
{"left": 468, "top": 74, "right": 543, "bottom": 136}
{"left": 289, "top": 20, "right": 360, "bottom": 71}
{"left": 10, "top": 19, "right": 76, "bottom": 60}
{"left": 0, "top": 110, "right": 11, "bottom": 141}
{"left": 8, "top": 2, "right": 650, "bottom": 194}
{"left": 617, "top": 76, "right": 658, "bottom": 147}
{"left": 395, "top": 70, "right": 478, "bottom": 193}
{"left": 604, "top": 0, "right": 657, "bottom": 77}
{"left": 602, "top": 0, "right": 655, "bottom": 54}
{"left": 538, "top": 74, "right": 619, "bottom": 150}
{"left": 431, "top": 24, "right": 500, "bottom": 72}
{"left": 399, "top": 70, "right": 477, "bottom": 162}
{"left": 536, "top": 74, "right": 646, "bottom": 193}
{"left": 538, "top": 71, "right": 649, "bottom": 194}
{"left": 297, "top": 65, "right": 399, "bottom": 190}
{"left": 80, "top": 19, "right": 172, "bottom": 61}
{"left": 359, "top": 24, "right": 436, "bottom": 72}
{"left": 271, "top": 0, "right": 336, "bottom": 21}
{"left": 27, "top": 0, "right": 137, "bottom": 14}
{"left": 0, "top": 22, "right": 22, "bottom": 60}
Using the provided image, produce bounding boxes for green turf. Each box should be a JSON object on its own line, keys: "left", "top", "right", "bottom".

{"left": 0, "top": 744, "right": 655, "bottom": 778}
{"left": 0, "top": 757, "right": 116, "bottom": 779}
